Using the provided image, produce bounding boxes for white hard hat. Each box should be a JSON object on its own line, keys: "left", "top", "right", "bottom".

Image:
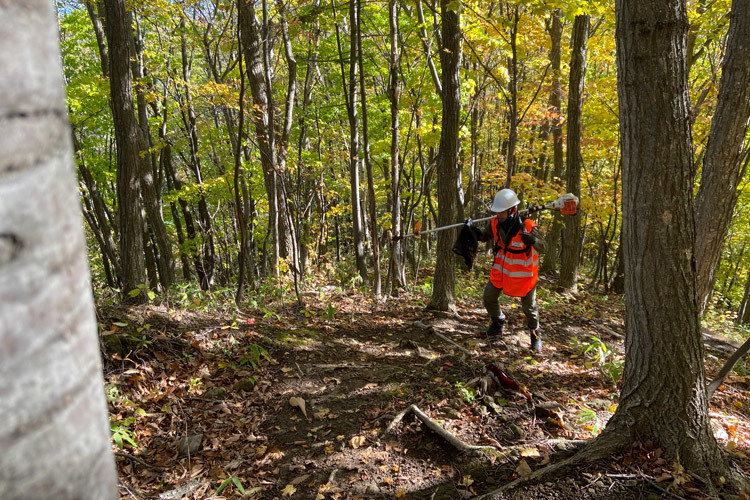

{"left": 491, "top": 189, "right": 520, "bottom": 212}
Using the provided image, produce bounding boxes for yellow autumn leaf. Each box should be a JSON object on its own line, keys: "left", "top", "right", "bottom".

{"left": 350, "top": 435, "right": 366, "bottom": 449}
{"left": 282, "top": 484, "right": 297, "bottom": 496}
{"left": 520, "top": 447, "right": 540, "bottom": 458}
{"left": 396, "top": 488, "right": 406, "bottom": 499}
{"left": 324, "top": 444, "right": 335, "bottom": 454}
{"left": 458, "top": 475, "right": 474, "bottom": 487}
{"left": 734, "top": 401, "right": 744, "bottom": 409}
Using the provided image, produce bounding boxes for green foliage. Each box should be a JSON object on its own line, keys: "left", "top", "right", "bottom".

{"left": 580, "top": 336, "right": 623, "bottom": 386}
{"left": 240, "top": 344, "right": 270, "bottom": 369}
{"left": 111, "top": 418, "right": 137, "bottom": 449}
{"left": 574, "top": 406, "right": 601, "bottom": 435}
{"left": 455, "top": 382, "right": 477, "bottom": 404}
{"left": 215, "top": 476, "right": 245, "bottom": 496}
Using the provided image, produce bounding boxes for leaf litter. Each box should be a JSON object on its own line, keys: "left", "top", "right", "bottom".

{"left": 100, "top": 279, "right": 750, "bottom": 499}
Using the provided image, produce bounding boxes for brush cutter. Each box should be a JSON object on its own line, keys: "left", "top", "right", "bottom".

{"left": 395, "top": 192, "right": 579, "bottom": 241}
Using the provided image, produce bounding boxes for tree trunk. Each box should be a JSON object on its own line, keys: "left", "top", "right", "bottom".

{"left": 694, "top": 0, "right": 750, "bottom": 315}
{"left": 737, "top": 271, "right": 750, "bottom": 325}
{"left": 238, "top": 0, "right": 299, "bottom": 276}
{"left": 592, "top": 0, "right": 727, "bottom": 478}
{"left": 346, "top": 0, "right": 369, "bottom": 284}
{"left": 558, "top": 14, "right": 590, "bottom": 290}
{"left": 360, "top": 0, "right": 382, "bottom": 297}
{"left": 539, "top": 9, "right": 564, "bottom": 276}
{"left": 387, "top": 0, "right": 406, "bottom": 292}
{"left": 0, "top": 2, "right": 117, "bottom": 497}
{"left": 103, "top": 0, "right": 147, "bottom": 300}
{"left": 504, "top": 6, "right": 519, "bottom": 188}
{"left": 74, "top": 135, "right": 122, "bottom": 281}
{"left": 85, "top": 1, "right": 109, "bottom": 77}
{"left": 131, "top": 15, "right": 174, "bottom": 290}
{"left": 180, "top": 19, "right": 216, "bottom": 289}
{"left": 428, "top": 0, "right": 462, "bottom": 312}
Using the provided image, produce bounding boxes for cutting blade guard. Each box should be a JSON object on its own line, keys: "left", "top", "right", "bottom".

{"left": 552, "top": 193, "right": 579, "bottom": 215}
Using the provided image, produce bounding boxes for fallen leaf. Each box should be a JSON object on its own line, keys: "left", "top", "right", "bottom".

{"left": 515, "top": 460, "right": 532, "bottom": 477}
{"left": 520, "top": 447, "right": 540, "bottom": 458}
{"left": 289, "top": 397, "right": 308, "bottom": 418}
{"left": 350, "top": 435, "right": 366, "bottom": 449}
{"left": 291, "top": 474, "right": 310, "bottom": 485}
{"left": 282, "top": 484, "right": 297, "bottom": 496}
{"left": 458, "top": 475, "right": 474, "bottom": 487}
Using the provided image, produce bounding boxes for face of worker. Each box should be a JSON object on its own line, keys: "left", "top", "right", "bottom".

{"left": 495, "top": 209, "right": 510, "bottom": 222}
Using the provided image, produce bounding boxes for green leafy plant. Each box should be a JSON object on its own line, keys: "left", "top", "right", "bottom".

{"left": 575, "top": 406, "right": 601, "bottom": 435}
{"left": 240, "top": 343, "right": 269, "bottom": 369}
{"left": 111, "top": 417, "right": 137, "bottom": 449}
{"left": 215, "top": 476, "right": 246, "bottom": 495}
{"left": 188, "top": 378, "right": 202, "bottom": 393}
{"left": 580, "top": 335, "right": 623, "bottom": 386}
{"left": 455, "top": 382, "right": 477, "bottom": 404}
{"left": 105, "top": 384, "right": 120, "bottom": 403}
{"left": 128, "top": 284, "right": 156, "bottom": 301}
{"left": 323, "top": 302, "right": 338, "bottom": 321}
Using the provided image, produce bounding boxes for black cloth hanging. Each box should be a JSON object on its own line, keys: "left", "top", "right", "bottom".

{"left": 452, "top": 219, "right": 484, "bottom": 270}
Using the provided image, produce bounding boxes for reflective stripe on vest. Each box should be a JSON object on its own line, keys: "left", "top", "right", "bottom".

{"left": 490, "top": 217, "right": 539, "bottom": 297}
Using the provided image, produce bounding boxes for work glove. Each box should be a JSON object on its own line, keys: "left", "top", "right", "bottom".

{"left": 521, "top": 233, "right": 536, "bottom": 246}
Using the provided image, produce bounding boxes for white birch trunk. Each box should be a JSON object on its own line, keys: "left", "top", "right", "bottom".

{"left": 0, "top": 2, "right": 118, "bottom": 498}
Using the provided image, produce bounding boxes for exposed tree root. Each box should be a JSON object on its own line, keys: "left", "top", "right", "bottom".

{"left": 474, "top": 429, "right": 632, "bottom": 499}
{"left": 475, "top": 425, "right": 750, "bottom": 499}
{"left": 383, "top": 404, "right": 494, "bottom": 455}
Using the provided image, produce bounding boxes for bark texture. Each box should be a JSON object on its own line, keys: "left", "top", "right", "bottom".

{"left": 103, "top": 0, "right": 147, "bottom": 297}
{"left": 428, "top": 0, "right": 462, "bottom": 312}
{"left": 0, "top": 2, "right": 117, "bottom": 498}
{"left": 238, "top": 0, "right": 297, "bottom": 274}
{"left": 694, "top": 0, "right": 750, "bottom": 314}
{"left": 601, "top": 0, "right": 726, "bottom": 475}
{"left": 558, "top": 14, "right": 589, "bottom": 290}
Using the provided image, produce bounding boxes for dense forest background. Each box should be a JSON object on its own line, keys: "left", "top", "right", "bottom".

{"left": 55, "top": 0, "right": 749, "bottom": 321}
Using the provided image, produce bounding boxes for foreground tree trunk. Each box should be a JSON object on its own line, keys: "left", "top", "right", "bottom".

{"left": 428, "top": 0, "right": 462, "bottom": 312}
{"left": 0, "top": 2, "right": 117, "bottom": 497}
{"left": 589, "top": 0, "right": 728, "bottom": 479}
{"left": 694, "top": 0, "right": 750, "bottom": 315}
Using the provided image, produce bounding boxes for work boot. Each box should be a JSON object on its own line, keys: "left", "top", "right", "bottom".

{"left": 530, "top": 329, "right": 542, "bottom": 352}
{"left": 478, "top": 319, "right": 504, "bottom": 339}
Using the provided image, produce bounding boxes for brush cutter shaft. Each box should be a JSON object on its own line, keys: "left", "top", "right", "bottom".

{"left": 395, "top": 193, "right": 578, "bottom": 241}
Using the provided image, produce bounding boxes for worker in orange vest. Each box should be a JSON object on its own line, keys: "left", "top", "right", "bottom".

{"left": 478, "top": 189, "right": 546, "bottom": 351}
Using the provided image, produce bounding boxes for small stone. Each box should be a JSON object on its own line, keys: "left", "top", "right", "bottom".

{"left": 440, "top": 408, "right": 461, "bottom": 419}
{"left": 588, "top": 399, "right": 612, "bottom": 410}
{"left": 177, "top": 433, "right": 203, "bottom": 457}
{"left": 233, "top": 379, "right": 256, "bottom": 392}
{"left": 509, "top": 423, "right": 525, "bottom": 439}
{"left": 203, "top": 387, "right": 227, "bottom": 400}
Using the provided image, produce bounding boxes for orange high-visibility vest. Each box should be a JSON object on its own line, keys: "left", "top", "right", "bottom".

{"left": 490, "top": 217, "right": 539, "bottom": 297}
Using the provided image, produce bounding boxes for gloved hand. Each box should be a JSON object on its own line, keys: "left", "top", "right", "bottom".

{"left": 521, "top": 233, "right": 536, "bottom": 246}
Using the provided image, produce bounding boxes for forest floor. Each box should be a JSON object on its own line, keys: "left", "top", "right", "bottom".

{"left": 100, "top": 275, "right": 750, "bottom": 500}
